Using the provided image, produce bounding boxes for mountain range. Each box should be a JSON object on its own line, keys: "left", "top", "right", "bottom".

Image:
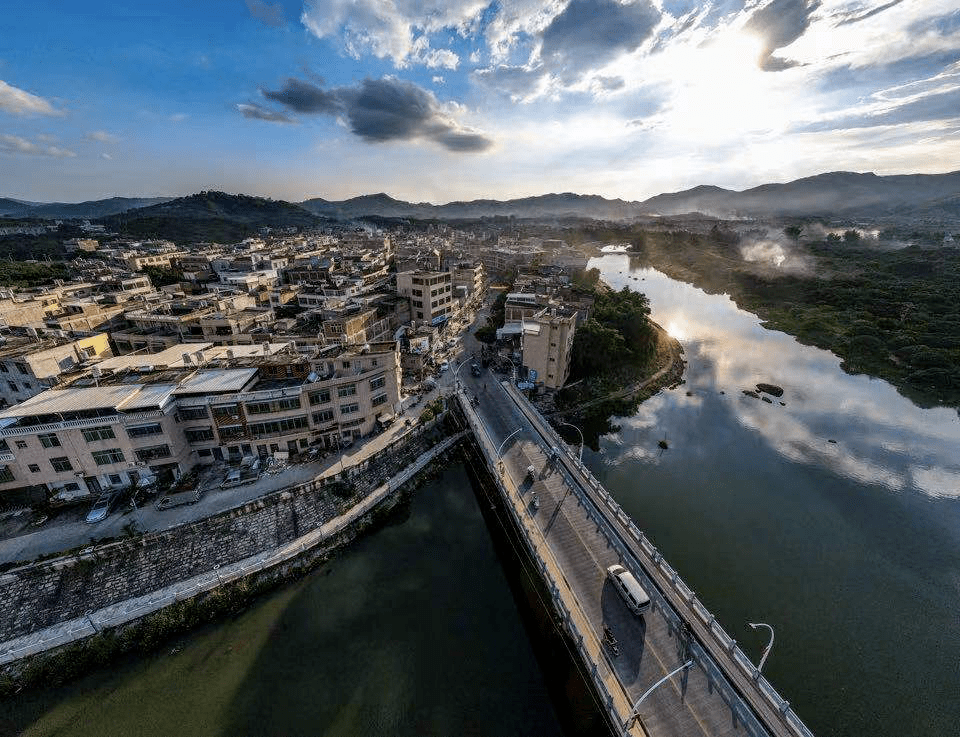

{"left": 3, "top": 171, "right": 960, "bottom": 225}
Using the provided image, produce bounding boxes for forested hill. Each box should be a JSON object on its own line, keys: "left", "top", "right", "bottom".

{"left": 101, "top": 191, "right": 325, "bottom": 242}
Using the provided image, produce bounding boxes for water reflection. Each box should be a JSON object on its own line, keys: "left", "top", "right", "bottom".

{"left": 594, "top": 255, "right": 960, "bottom": 498}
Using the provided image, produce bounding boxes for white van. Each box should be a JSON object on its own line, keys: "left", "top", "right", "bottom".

{"left": 607, "top": 564, "right": 651, "bottom": 615}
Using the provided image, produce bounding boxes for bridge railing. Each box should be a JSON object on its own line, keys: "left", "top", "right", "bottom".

{"left": 456, "top": 393, "right": 640, "bottom": 737}
{"left": 499, "top": 382, "right": 815, "bottom": 737}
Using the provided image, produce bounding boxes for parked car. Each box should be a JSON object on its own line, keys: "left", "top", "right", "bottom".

{"left": 440, "top": 360, "right": 449, "bottom": 372}
{"left": 85, "top": 490, "right": 121, "bottom": 524}
{"left": 471, "top": 363, "right": 482, "bottom": 377}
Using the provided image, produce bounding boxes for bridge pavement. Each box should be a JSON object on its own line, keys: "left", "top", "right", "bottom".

{"left": 458, "top": 370, "right": 746, "bottom": 737}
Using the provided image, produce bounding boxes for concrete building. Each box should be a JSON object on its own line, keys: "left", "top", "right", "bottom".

{"left": 0, "top": 334, "right": 113, "bottom": 407}
{"left": 521, "top": 305, "right": 578, "bottom": 390}
{"left": 396, "top": 270, "right": 455, "bottom": 325}
{"left": 0, "top": 342, "right": 402, "bottom": 506}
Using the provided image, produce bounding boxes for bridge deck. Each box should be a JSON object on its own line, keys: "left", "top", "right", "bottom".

{"left": 456, "top": 373, "right": 811, "bottom": 737}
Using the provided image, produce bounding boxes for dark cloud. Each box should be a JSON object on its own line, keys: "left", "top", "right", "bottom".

{"left": 245, "top": 0, "right": 284, "bottom": 28}
{"left": 745, "top": 0, "right": 821, "bottom": 71}
{"left": 833, "top": 0, "right": 903, "bottom": 27}
{"left": 262, "top": 78, "right": 342, "bottom": 115}
{"left": 540, "top": 0, "right": 661, "bottom": 80}
{"left": 236, "top": 102, "right": 297, "bottom": 123}
{"left": 250, "top": 76, "right": 493, "bottom": 153}
{"left": 594, "top": 75, "right": 626, "bottom": 91}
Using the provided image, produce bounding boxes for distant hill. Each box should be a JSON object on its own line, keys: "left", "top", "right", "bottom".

{"left": 0, "top": 196, "right": 171, "bottom": 219}
{"left": 102, "top": 191, "right": 325, "bottom": 242}
{"left": 641, "top": 171, "right": 960, "bottom": 220}
{"left": 301, "top": 172, "right": 960, "bottom": 223}
{"left": 7, "top": 170, "right": 960, "bottom": 228}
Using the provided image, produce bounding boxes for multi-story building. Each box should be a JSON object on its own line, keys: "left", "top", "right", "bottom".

{"left": 0, "top": 342, "right": 402, "bottom": 506}
{"left": 521, "top": 305, "right": 578, "bottom": 390}
{"left": 0, "top": 333, "right": 113, "bottom": 407}
{"left": 396, "top": 270, "right": 455, "bottom": 325}
{"left": 450, "top": 262, "right": 485, "bottom": 302}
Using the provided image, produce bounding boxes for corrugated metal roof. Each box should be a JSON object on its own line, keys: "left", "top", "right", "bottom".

{"left": 0, "top": 385, "right": 138, "bottom": 418}
{"left": 172, "top": 368, "right": 258, "bottom": 395}
{"left": 117, "top": 383, "right": 178, "bottom": 410}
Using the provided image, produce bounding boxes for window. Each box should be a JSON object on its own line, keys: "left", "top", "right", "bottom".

{"left": 82, "top": 426, "right": 116, "bottom": 442}
{"left": 342, "top": 361, "right": 351, "bottom": 369}
{"left": 28, "top": 464, "right": 40, "bottom": 473}
{"left": 245, "top": 401, "right": 272, "bottom": 415}
{"left": 340, "top": 402, "right": 359, "bottom": 415}
{"left": 371, "top": 394, "right": 387, "bottom": 407}
{"left": 212, "top": 403, "right": 240, "bottom": 419}
{"left": 185, "top": 427, "right": 215, "bottom": 443}
{"left": 0, "top": 465, "right": 13, "bottom": 482}
{"left": 109, "top": 474, "right": 122, "bottom": 484}
{"left": 7, "top": 381, "right": 17, "bottom": 392}
{"left": 197, "top": 448, "right": 212, "bottom": 457}
{"left": 276, "top": 397, "right": 301, "bottom": 411}
{"left": 248, "top": 416, "right": 309, "bottom": 437}
{"left": 15, "top": 440, "right": 27, "bottom": 449}
{"left": 218, "top": 425, "right": 245, "bottom": 442}
{"left": 92, "top": 448, "right": 125, "bottom": 465}
{"left": 179, "top": 406, "right": 208, "bottom": 420}
{"left": 126, "top": 423, "right": 163, "bottom": 438}
{"left": 38, "top": 433, "right": 61, "bottom": 448}
{"left": 135, "top": 445, "right": 171, "bottom": 462}
{"left": 0, "top": 364, "right": 7, "bottom": 373}
{"left": 312, "top": 409, "right": 334, "bottom": 425}
{"left": 369, "top": 375, "right": 386, "bottom": 391}
{"left": 50, "top": 456, "right": 73, "bottom": 472}
{"left": 309, "top": 389, "right": 331, "bottom": 405}
{"left": 338, "top": 385, "right": 357, "bottom": 398}
{"left": 14, "top": 362, "right": 28, "bottom": 375}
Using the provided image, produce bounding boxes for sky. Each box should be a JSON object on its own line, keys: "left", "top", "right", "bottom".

{"left": 1, "top": 0, "right": 959, "bottom": 203}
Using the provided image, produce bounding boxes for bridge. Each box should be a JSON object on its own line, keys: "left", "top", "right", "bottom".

{"left": 452, "top": 372, "right": 815, "bottom": 737}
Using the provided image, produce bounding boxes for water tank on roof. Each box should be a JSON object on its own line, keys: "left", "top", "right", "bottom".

{"left": 182, "top": 353, "right": 193, "bottom": 365}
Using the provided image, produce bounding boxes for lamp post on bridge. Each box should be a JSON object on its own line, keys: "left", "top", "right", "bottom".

{"left": 558, "top": 421, "right": 584, "bottom": 461}
{"left": 496, "top": 427, "right": 521, "bottom": 459}
{"left": 748, "top": 622, "right": 775, "bottom": 674}
{"left": 624, "top": 659, "right": 694, "bottom": 729}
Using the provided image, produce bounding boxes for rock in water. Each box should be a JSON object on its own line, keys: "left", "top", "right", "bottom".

{"left": 762, "top": 396, "right": 773, "bottom": 403}
{"left": 756, "top": 383, "right": 784, "bottom": 397}
{"left": 742, "top": 389, "right": 760, "bottom": 399}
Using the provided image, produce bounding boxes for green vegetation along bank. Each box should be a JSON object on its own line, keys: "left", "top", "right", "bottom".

{"left": 624, "top": 228, "right": 960, "bottom": 409}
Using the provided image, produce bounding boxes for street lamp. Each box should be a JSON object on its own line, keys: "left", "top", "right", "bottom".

{"left": 558, "top": 421, "right": 584, "bottom": 461}
{"left": 624, "top": 659, "right": 694, "bottom": 729}
{"left": 496, "top": 427, "right": 521, "bottom": 458}
{"left": 748, "top": 622, "right": 775, "bottom": 674}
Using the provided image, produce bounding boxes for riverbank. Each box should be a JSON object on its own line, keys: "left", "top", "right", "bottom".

{"left": 627, "top": 231, "right": 960, "bottom": 410}
{"left": 550, "top": 321, "right": 684, "bottom": 420}
{"left": 0, "top": 422, "right": 466, "bottom": 695}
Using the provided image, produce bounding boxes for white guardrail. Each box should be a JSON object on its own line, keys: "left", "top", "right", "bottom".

{"left": 492, "top": 383, "right": 815, "bottom": 737}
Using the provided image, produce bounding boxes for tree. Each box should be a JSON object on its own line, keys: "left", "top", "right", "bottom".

{"left": 570, "top": 319, "right": 627, "bottom": 377}
{"left": 784, "top": 225, "right": 803, "bottom": 241}
{"left": 843, "top": 229, "right": 861, "bottom": 243}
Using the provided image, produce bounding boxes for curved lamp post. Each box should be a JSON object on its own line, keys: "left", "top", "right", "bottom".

{"left": 625, "top": 660, "right": 694, "bottom": 729}
{"left": 748, "top": 622, "right": 775, "bottom": 673}
{"left": 558, "top": 421, "right": 584, "bottom": 461}
{"left": 496, "top": 427, "right": 521, "bottom": 458}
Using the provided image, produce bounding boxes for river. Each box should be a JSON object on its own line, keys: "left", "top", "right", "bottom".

{"left": 5, "top": 257, "right": 959, "bottom": 737}
{"left": 1, "top": 465, "right": 563, "bottom": 737}
{"left": 586, "top": 255, "right": 960, "bottom": 737}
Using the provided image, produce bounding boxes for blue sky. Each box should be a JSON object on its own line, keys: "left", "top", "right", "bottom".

{"left": 2, "top": 0, "right": 959, "bottom": 203}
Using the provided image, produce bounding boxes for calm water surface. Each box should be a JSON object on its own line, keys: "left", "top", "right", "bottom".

{"left": 587, "top": 255, "right": 960, "bottom": 737}
{"left": 1, "top": 466, "right": 563, "bottom": 737}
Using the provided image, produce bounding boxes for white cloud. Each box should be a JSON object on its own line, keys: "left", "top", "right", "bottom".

{"left": 88, "top": 130, "right": 118, "bottom": 143}
{"left": 300, "top": 0, "right": 485, "bottom": 67}
{"left": 0, "top": 80, "right": 61, "bottom": 116}
{"left": 0, "top": 134, "right": 76, "bottom": 157}
{"left": 170, "top": 113, "right": 188, "bottom": 122}
{"left": 100, "top": 152, "right": 113, "bottom": 160}
{"left": 432, "top": 75, "right": 445, "bottom": 84}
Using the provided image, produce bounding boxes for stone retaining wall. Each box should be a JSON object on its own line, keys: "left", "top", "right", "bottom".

{"left": 0, "top": 422, "right": 446, "bottom": 641}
